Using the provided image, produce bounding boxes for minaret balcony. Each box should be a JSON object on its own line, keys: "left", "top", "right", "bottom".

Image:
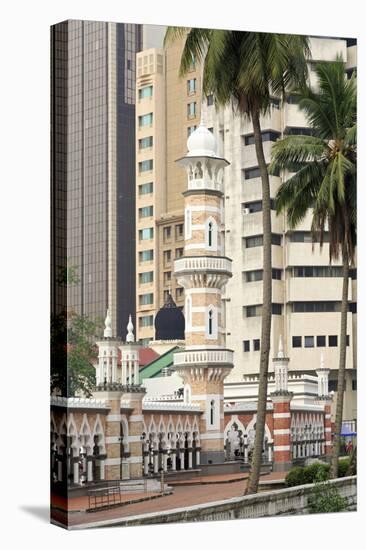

{"left": 174, "top": 256, "right": 232, "bottom": 277}
{"left": 173, "top": 348, "right": 234, "bottom": 368}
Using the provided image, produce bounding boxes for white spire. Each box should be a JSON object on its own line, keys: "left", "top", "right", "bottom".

{"left": 277, "top": 335, "right": 285, "bottom": 358}
{"left": 126, "top": 314, "right": 135, "bottom": 343}
{"left": 104, "top": 309, "right": 112, "bottom": 338}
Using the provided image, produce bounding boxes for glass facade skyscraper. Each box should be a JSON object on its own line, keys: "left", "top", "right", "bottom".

{"left": 51, "top": 20, "right": 142, "bottom": 336}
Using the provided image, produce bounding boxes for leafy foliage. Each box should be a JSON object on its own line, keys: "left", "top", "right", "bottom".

{"left": 285, "top": 463, "right": 330, "bottom": 487}
{"left": 51, "top": 312, "right": 101, "bottom": 398}
{"left": 308, "top": 481, "right": 348, "bottom": 514}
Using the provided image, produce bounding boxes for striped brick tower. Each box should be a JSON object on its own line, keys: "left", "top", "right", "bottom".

{"left": 95, "top": 313, "right": 145, "bottom": 480}
{"left": 270, "top": 336, "right": 293, "bottom": 472}
{"left": 173, "top": 121, "right": 234, "bottom": 465}
{"left": 315, "top": 352, "right": 333, "bottom": 456}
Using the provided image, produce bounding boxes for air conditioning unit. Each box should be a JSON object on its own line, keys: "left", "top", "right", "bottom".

{"left": 242, "top": 208, "right": 250, "bottom": 214}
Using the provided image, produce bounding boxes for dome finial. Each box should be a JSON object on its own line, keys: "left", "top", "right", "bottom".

{"left": 126, "top": 314, "right": 135, "bottom": 343}
{"left": 104, "top": 309, "right": 112, "bottom": 338}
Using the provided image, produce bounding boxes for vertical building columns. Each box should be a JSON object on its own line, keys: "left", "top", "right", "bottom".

{"left": 271, "top": 394, "right": 293, "bottom": 472}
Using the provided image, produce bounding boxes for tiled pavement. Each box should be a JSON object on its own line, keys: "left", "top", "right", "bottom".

{"left": 52, "top": 471, "right": 288, "bottom": 528}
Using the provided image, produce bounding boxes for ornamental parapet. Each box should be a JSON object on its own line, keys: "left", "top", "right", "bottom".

{"left": 174, "top": 348, "right": 234, "bottom": 368}
{"left": 174, "top": 256, "right": 232, "bottom": 276}
{"left": 50, "top": 396, "right": 109, "bottom": 409}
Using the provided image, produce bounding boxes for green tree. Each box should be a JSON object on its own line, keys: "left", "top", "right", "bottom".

{"left": 270, "top": 58, "right": 356, "bottom": 478}
{"left": 165, "top": 28, "right": 310, "bottom": 493}
{"left": 51, "top": 312, "right": 101, "bottom": 397}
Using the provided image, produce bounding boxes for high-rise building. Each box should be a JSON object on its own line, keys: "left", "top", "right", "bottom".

{"left": 201, "top": 36, "right": 357, "bottom": 420}
{"left": 51, "top": 20, "right": 142, "bottom": 336}
{"left": 135, "top": 37, "right": 202, "bottom": 344}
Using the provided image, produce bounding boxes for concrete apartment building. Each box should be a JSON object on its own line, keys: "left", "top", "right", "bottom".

{"left": 135, "top": 38, "right": 202, "bottom": 344}
{"left": 201, "top": 36, "right": 357, "bottom": 420}
{"left": 51, "top": 20, "right": 142, "bottom": 336}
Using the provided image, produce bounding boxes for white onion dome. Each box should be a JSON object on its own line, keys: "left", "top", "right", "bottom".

{"left": 186, "top": 122, "right": 217, "bottom": 157}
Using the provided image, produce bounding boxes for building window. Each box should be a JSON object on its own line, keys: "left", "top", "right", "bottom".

{"left": 210, "top": 400, "right": 215, "bottom": 425}
{"left": 187, "top": 78, "right": 196, "bottom": 94}
{"left": 208, "top": 309, "right": 213, "bottom": 335}
{"left": 286, "top": 94, "right": 300, "bottom": 104}
{"left": 163, "top": 250, "right": 171, "bottom": 266}
{"left": 207, "top": 94, "right": 214, "bottom": 106}
{"left": 291, "top": 266, "right": 343, "bottom": 278}
{"left": 349, "top": 302, "right": 357, "bottom": 314}
{"left": 140, "top": 337, "right": 152, "bottom": 346}
{"left": 206, "top": 306, "right": 217, "bottom": 339}
{"left": 139, "top": 293, "right": 153, "bottom": 306}
{"left": 185, "top": 296, "right": 192, "bottom": 329}
{"left": 244, "top": 166, "right": 261, "bottom": 180}
{"left": 139, "top": 315, "right": 153, "bottom": 327}
{"left": 176, "top": 287, "right": 184, "bottom": 300}
{"left": 163, "top": 289, "right": 170, "bottom": 302}
{"left": 317, "top": 335, "right": 326, "bottom": 347}
{"left": 329, "top": 380, "right": 338, "bottom": 392}
{"left": 139, "top": 136, "right": 153, "bottom": 149}
{"left": 272, "top": 303, "right": 283, "bottom": 315}
{"left": 289, "top": 231, "right": 330, "bottom": 243}
{"left": 292, "top": 336, "right": 302, "bottom": 348}
{"left": 139, "top": 228, "right": 154, "bottom": 241}
{"left": 272, "top": 269, "right": 282, "bottom": 280}
{"left": 175, "top": 224, "right": 184, "bottom": 240}
{"left": 139, "top": 271, "right": 153, "bottom": 284}
{"left": 253, "top": 339, "right": 260, "bottom": 351}
{"left": 138, "top": 113, "right": 153, "bottom": 127}
{"left": 206, "top": 217, "right": 217, "bottom": 250}
{"left": 328, "top": 335, "right": 338, "bottom": 347}
{"left": 187, "top": 125, "right": 197, "bottom": 137}
{"left": 139, "top": 159, "right": 153, "bottom": 173}
{"left": 139, "top": 182, "right": 153, "bottom": 195}
{"left": 292, "top": 302, "right": 341, "bottom": 313}
{"left": 270, "top": 97, "right": 280, "bottom": 109}
{"left": 245, "top": 270, "right": 263, "bottom": 282}
{"left": 244, "top": 234, "right": 281, "bottom": 248}
{"left": 187, "top": 102, "right": 197, "bottom": 118}
{"left": 139, "top": 206, "right": 153, "bottom": 218}
{"left": 246, "top": 305, "right": 261, "bottom": 317}
{"left": 139, "top": 249, "right": 153, "bottom": 262}
{"left": 164, "top": 271, "right": 171, "bottom": 285}
{"left": 352, "top": 379, "right": 357, "bottom": 391}
{"left": 304, "top": 336, "right": 314, "bottom": 348}
{"left": 175, "top": 248, "right": 184, "bottom": 259}
{"left": 244, "top": 131, "right": 280, "bottom": 146}
{"left": 138, "top": 85, "right": 153, "bottom": 100}
{"left": 284, "top": 126, "right": 313, "bottom": 136}
{"left": 163, "top": 226, "right": 171, "bottom": 242}
{"left": 346, "top": 335, "right": 350, "bottom": 346}
{"left": 243, "top": 340, "right": 250, "bottom": 352}
{"left": 243, "top": 199, "right": 276, "bottom": 213}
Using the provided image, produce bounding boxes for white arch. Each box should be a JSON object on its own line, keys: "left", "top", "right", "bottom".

{"left": 224, "top": 415, "right": 246, "bottom": 440}
{"left": 92, "top": 414, "right": 106, "bottom": 454}
{"left": 80, "top": 414, "right": 92, "bottom": 454}
{"left": 246, "top": 414, "right": 273, "bottom": 443}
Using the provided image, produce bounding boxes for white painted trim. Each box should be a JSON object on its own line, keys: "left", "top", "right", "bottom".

{"left": 129, "top": 415, "right": 144, "bottom": 422}
{"left": 200, "top": 432, "right": 224, "bottom": 440}
{"left": 325, "top": 441, "right": 332, "bottom": 446}
{"left": 106, "top": 414, "right": 122, "bottom": 422}
{"left": 273, "top": 445, "right": 291, "bottom": 451}
{"left": 127, "top": 456, "right": 143, "bottom": 464}
{"left": 127, "top": 435, "right": 142, "bottom": 443}
{"left": 325, "top": 414, "right": 331, "bottom": 419}
{"left": 186, "top": 288, "right": 220, "bottom": 295}
{"left": 105, "top": 436, "right": 120, "bottom": 444}
{"left": 184, "top": 344, "right": 222, "bottom": 349}
{"left": 104, "top": 458, "right": 122, "bottom": 466}
{"left": 191, "top": 224, "right": 205, "bottom": 230}
{"left": 185, "top": 244, "right": 207, "bottom": 250}
{"left": 273, "top": 429, "right": 291, "bottom": 435}
{"left": 192, "top": 394, "right": 224, "bottom": 401}
{"left": 325, "top": 427, "right": 332, "bottom": 432}
{"left": 273, "top": 412, "right": 291, "bottom": 419}
{"left": 187, "top": 325, "right": 206, "bottom": 332}
{"left": 189, "top": 205, "right": 220, "bottom": 213}
{"left": 192, "top": 306, "right": 222, "bottom": 314}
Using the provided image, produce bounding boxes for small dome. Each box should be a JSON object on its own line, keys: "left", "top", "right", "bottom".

{"left": 154, "top": 294, "right": 185, "bottom": 341}
{"left": 187, "top": 122, "right": 217, "bottom": 157}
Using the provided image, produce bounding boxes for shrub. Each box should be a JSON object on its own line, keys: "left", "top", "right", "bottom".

{"left": 338, "top": 457, "right": 352, "bottom": 477}
{"left": 308, "top": 481, "right": 348, "bottom": 514}
{"left": 286, "top": 463, "right": 329, "bottom": 487}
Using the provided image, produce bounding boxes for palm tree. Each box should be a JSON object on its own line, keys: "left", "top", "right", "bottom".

{"left": 269, "top": 58, "right": 356, "bottom": 478}
{"left": 165, "top": 28, "right": 310, "bottom": 493}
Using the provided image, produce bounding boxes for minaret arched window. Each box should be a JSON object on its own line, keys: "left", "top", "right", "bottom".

{"left": 210, "top": 400, "right": 215, "bottom": 425}
{"left": 185, "top": 207, "right": 192, "bottom": 239}
{"left": 208, "top": 222, "right": 213, "bottom": 247}
{"left": 205, "top": 216, "right": 218, "bottom": 251}
{"left": 185, "top": 295, "right": 192, "bottom": 330}
{"left": 208, "top": 308, "right": 213, "bottom": 335}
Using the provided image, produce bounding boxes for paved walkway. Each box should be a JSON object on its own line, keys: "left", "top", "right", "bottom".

{"left": 52, "top": 471, "right": 288, "bottom": 528}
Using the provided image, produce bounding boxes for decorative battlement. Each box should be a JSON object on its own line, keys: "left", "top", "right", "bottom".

{"left": 224, "top": 402, "right": 274, "bottom": 412}
{"left": 142, "top": 401, "right": 201, "bottom": 412}
{"left": 174, "top": 348, "right": 234, "bottom": 368}
{"left": 50, "top": 396, "right": 109, "bottom": 409}
{"left": 95, "top": 383, "right": 146, "bottom": 393}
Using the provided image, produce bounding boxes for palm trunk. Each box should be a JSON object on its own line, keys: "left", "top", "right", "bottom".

{"left": 246, "top": 108, "right": 272, "bottom": 495}
{"left": 329, "top": 254, "right": 349, "bottom": 478}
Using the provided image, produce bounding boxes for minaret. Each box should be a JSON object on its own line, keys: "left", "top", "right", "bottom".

{"left": 95, "top": 309, "right": 119, "bottom": 386}
{"left": 119, "top": 315, "right": 140, "bottom": 386}
{"left": 270, "top": 336, "right": 293, "bottom": 471}
{"left": 173, "top": 121, "right": 234, "bottom": 465}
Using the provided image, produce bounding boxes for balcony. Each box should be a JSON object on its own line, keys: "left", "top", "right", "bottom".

{"left": 174, "top": 256, "right": 232, "bottom": 275}
{"left": 174, "top": 348, "right": 234, "bottom": 367}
